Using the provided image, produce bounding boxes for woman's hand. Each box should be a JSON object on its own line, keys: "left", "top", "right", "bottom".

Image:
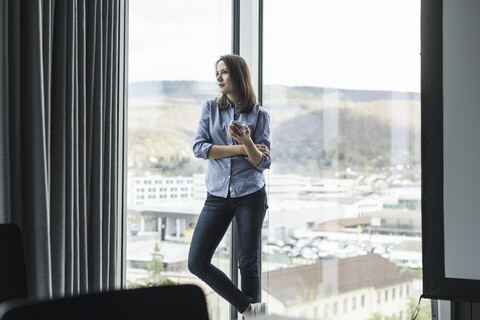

{"left": 228, "top": 124, "right": 252, "bottom": 145}
{"left": 255, "top": 144, "right": 270, "bottom": 154}
{"left": 228, "top": 124, "right": 269, "bottom": 166}
{"left": 228, "top": 124, "right": 270, "bottom": 154}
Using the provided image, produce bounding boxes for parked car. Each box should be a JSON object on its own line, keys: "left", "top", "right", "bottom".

{"left": 262, "top": 244, "right": 283, "bottom": 255}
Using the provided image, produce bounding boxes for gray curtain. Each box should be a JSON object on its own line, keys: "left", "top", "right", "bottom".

{"left": 0, "top": 0, "right": 127, "bottom": 300}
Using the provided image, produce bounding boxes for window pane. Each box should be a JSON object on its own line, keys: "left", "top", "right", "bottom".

{"left": 127, "top": 1, "right": 231, "bottom": 319}
{"left": 262, "top": 0, "right": 427, "bottom": 319}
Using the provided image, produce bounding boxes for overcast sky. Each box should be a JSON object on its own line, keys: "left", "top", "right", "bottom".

{"left": 129, "top": 0, "right": 420, "bottom": 92}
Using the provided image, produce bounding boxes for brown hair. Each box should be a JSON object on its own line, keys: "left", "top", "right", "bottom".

{"left": 216, "top": 54, "right": 257, "bottom": 113}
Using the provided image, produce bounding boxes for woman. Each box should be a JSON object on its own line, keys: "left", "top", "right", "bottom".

{"left": 188, "top": 54, "right": 271, "bottom": 318}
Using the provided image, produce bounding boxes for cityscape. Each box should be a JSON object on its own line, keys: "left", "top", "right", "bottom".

{"left": 126, "top": 167, "right": 423, "bottom": 319}
{"left": 126, "top": 0, "right": 423, "bottom": 316}
{"left": 126, "top": 78, "right": 424, "bottom": 320}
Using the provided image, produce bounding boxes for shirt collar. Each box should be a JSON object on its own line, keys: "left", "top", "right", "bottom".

{"left": 225, "top": 96, "right": 234, "bottom": 108}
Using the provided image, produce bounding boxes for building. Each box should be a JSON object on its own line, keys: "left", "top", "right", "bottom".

{"left": 370, "top": 209, "right": 421, "bottom": 236}
{"left": 315, "top": 208, "right": 421, "bottom": 237}
{"left": 128, "top": 175, "right": 195, "bottom": 206}
{"left": 127, "top": 200, "right": 204, "bottom": 241}
{"left": 262, "top": 254, "right": 416, "bottom": 319}
{"left": 389, "top": 240, "right": 422, "bottom": 269}
{"left": 335, "top": 197, "right": 383, "bottom": 218}
{"left": 316, "top": 216, "right": 374, "bottom": 231}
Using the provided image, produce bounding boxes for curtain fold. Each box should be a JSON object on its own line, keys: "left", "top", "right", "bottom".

{"left": 0, "top": 0, "right": 127, "bottom": 300}
{"left": 0, "top": 0, "right": 9, "bottom": 222}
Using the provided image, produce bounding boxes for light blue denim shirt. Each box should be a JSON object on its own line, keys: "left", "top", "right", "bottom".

{"left": 193, "top": 97, "right": 271, "bottom": 198}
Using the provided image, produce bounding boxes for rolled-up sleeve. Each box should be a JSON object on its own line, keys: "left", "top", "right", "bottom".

{"left": 193, "top": 101, "right": 213, "bottom": 159}
{"left": 250, "top": 109, "right": 272, "bottom": 171}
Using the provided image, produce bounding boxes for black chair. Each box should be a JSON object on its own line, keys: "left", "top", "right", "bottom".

{"left": 0, "top": 284, "right": 209, "bottom": 320}
{"left": 0, "top": 224, "right": 28, "bottom": 303}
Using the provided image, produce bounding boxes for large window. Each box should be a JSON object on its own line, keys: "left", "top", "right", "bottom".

{"left": 127, "top": 1, "right": 427, "bottom": 319}
{"left": 126, "top": 1, "right": 231, "bottom": 319}
{"left": 261, "top": 0, "right": 426, "bottom": 319}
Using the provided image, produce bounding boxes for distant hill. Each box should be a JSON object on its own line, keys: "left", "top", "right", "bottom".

{"left": 271, "top": 99, "right": 420, "bottom": 176}
{"left": 129, "top": 81, "right": 420, "bottom": 103}
{"left": 127, "top": 81, "right": 421, "bottom": 177}
{"left": 288, "top": 86, "right": 420, "bottom": 102}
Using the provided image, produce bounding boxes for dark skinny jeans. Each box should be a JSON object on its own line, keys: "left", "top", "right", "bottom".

{"left": 188, "top": 187, "right": 267, "bottom": 314}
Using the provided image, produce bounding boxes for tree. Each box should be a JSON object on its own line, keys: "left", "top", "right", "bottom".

{"left": 127, "top": 242, "right": 176, "bottom": 288}
{"left": 406, "top": 296, "right": 431, "bottom": 320}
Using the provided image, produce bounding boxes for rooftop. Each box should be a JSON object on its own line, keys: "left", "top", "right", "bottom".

{"left": 261, "top": 254, "right": 415, "bottom": 305}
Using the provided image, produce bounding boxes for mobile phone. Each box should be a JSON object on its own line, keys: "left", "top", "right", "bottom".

{"left": 230, "top": 120, "right": 246, "bottom": 130}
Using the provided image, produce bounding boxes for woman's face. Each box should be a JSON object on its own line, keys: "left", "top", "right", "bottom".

{"left": 216, "top": 60, "right": 235, "bottom": 96}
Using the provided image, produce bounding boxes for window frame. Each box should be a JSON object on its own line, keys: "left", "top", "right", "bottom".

{"left": 121, "top": 0, "right": 427, "bottom": 318}
{"left": 230, "top": 0, "right": 264, "bottom": 318}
